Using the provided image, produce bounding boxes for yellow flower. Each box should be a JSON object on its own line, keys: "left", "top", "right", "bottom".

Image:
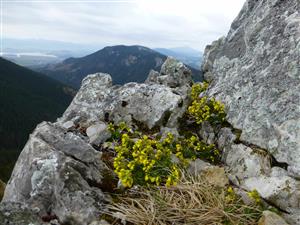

{"left": 166, "top": 177, "right": 172, "bottom": 187}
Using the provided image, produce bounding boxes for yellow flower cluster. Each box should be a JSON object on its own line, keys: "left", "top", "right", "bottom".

{"left": 190, "top": 82, "right": 209, "bottom": 100}
{"left": 188, "top": 83, "right": 226, "bottom": 125}
{"left": 114, "top": 132, "right": 181, "bottom": 188}
{"left": 247, "top": 189, "right": 262, "bottom": 206}
{"left": 225, "top": 186, "right": 237, "bottom": 203}
{"left": 112, "top": 121, "right": 221, "bottom": 188}
{"left": 226, "top": 187, "right": 263, "bottom": 208}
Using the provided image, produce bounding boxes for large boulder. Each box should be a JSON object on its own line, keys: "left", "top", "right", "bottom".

{"left": 146, "top": 57, "right": 193, "bottom": 88}
{"left": 1, "top": 122, "right": 113, "bottom": 225}
{"left": 60, "top": 58, "right": 192, "bottom": 131}
{"left": 202, "top": 0, "right": 300, "bottom": 176}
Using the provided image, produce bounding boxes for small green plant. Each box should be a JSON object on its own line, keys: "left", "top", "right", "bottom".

{"left": 108, "top": 121, "right": 132, "bottom": 140}
{"left": 225, "top": 186, "right": 237, "bottom": 203}
{"left": 223, "top": 187, "right": 263, "bottom": 225}
{"left": 188, "top": 82, "right": 226, "bottom": 125}
{"left": 111, "top": 122, "right": 221, "bottom": 188}
{"left": 190, "top": 81, "right": 209, "bottom": 99}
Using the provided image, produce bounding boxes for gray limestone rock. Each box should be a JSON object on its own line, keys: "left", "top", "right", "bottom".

{"left": 145, "top": 57, "right": 193, "bottom": 88}
{"left": 60, "top": 72, "right": 191, "bottom": 130}
{"left": 145, "top": 69, "right": 160, "bottom": 84}
{"left": 86, "top": 122, "right": 111, "bottom": 145}
{"left": 0, "top": 202, "right": 43, "bottom": 225}
{"left": 244, "top": 167, "right": 300, "bottom": 214}
{"left": 223, "top": 144, "right": 272, "bottom": 180}
{"left": 217, "top": 127, "right": 237, "bottom": 150}
{"left": 1, "top": 122, "right": 113, "bottom": 225}
{"left": 258, "top": 210, "right": 289, "bottom": 225}
{"left": 188, "top": 158, "right": 212, "bottom": 176}
{"left": 198, "top": 121, "right": 215, "bottom": 145}
{"left": 62, "top": 120, "right": 75, "bottom": 130}
{"left": 202, "top": 0, "right": 300, "bottom": 177}
{"left": 283, "top": 211, "right": 300, "bottom": 225}
{"left": 202, "top": 0, "right": 300, "bottom": 219}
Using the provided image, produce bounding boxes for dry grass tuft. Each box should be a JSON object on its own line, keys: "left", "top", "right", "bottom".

{"left": 107, "top": 173, "right": 262, "bottom": 225}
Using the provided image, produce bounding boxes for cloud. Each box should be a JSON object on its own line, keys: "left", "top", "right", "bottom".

{"left": 2, "top": 0, "right": 246, "bottom": 51}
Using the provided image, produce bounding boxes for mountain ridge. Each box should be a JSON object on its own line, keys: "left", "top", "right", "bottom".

{"left": 40, "top": 45, "right": 202, "bottom": 88}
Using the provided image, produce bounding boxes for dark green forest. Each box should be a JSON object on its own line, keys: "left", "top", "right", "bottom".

{"left": 0, "top": 58, "right": 74, "bottom": 182}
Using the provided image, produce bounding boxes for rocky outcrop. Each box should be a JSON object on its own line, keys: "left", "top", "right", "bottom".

{"left": 2, "top": 122, "right": 113, "bottom": 225}
{"left": 202, "top": 0, "right": 300, "bottom": 223}
{"left": 203, "top": 0, "right": 300, "bottom": 175}
{"left": 145, "top": 57, "right": 193, "bottom": 88}
{"left": 60, "top": 70, "right": 190, "bottom": 130}
{"left": 0, "top": 57, "right": 193, "bottom": 224}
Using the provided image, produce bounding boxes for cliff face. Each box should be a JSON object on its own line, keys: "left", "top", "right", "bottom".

{"left": 202, "top": 0, "right": 300, "bottom": 223}
{"left": 203, "top": 0, "right": 300, "bottom": 170}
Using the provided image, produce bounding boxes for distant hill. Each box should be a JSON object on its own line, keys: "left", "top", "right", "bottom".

{"left": 39, "top": 45, "right": 202, "bottom": 88}
{"left": 154, "top": 47, "right": 203, "bottom": 70}
{"left": 0, "top": 57, "right": 74, "bottom": 181}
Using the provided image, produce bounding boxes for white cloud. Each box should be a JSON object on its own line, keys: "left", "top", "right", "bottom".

{"left": 2, "top": 0, "right": 246, "bottom": 51}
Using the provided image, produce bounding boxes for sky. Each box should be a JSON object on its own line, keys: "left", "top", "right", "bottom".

{"left": 1, "top": 0, "right": 246, "bottom": 52}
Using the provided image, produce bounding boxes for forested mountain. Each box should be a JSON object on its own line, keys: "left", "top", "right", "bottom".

{"left": 40, "top": 45, "right": 202, "bottom": 88}
{"left": 0, "top": 57, "right": 74, "bottom": 181}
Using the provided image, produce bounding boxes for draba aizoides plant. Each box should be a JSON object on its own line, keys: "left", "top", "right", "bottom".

{"left": 110, "top": 123, "right": 220, "bottom": 188}
{"left": 188, "top": 82, "right": 226, "bottom": 125}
